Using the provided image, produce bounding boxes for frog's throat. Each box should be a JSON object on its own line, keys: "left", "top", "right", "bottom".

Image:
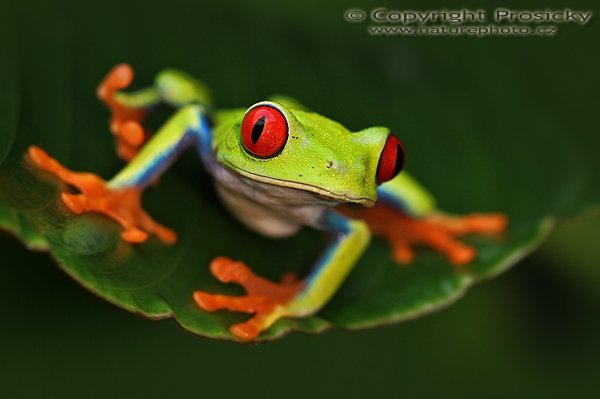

{"left": 223, "top": 163, "right": 375, "bottom": 207}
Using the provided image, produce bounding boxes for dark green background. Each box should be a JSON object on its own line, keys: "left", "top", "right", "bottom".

{"left": 1, "top": 0, "right": 599, "bottom": 397}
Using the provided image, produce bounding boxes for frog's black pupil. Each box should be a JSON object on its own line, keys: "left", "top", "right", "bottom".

{"left": 392, "top": 144, "right": 404, "bottom": 176}
{"left": 251, "top": 116, "right": 266, "bottom": 145}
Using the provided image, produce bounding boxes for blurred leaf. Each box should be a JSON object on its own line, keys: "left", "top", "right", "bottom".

{"left": 538, "top": 208, "right": 600, "bottom": 302}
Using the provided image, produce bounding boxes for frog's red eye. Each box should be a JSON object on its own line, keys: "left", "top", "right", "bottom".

{"left": 241, "top": 105, "right": 288, "bottom": 158}
{"left": 376, "top": 135, "right": 405, "bottom": 184}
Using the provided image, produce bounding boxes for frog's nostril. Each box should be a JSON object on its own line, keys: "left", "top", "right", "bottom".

{"left": 326, "top": 160, "right": 333, "bottom": 169}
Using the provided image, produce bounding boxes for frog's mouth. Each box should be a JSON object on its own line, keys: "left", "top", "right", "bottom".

{"left": 224, "top": 163, "right": 375, "bottom": 207}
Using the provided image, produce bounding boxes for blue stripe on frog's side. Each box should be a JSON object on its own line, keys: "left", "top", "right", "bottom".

{"left": 305, "top": 211, "right": 352, "bottom": 284}
{"left": 288, "top": 210, "right": 370, "bottom": 316}
{"left": 377, "top": 188, "right": 410, "bottom": 212}
{"left": 195, "top": 110, "right": 217, "bottom": 166}
{"left": 375, "top": 173, "right": 436, "bottom": 217}
{"left": 109, "top": 106, "right": 213, "bottom": 190}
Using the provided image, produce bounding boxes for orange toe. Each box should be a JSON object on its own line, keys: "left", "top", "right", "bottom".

{"left": 27, "top": 145, "right": 176, "bottom": 245}
{"left": 121, "top": 228, "right": 149, "bottom": 243}
{"left": 390, "top": 239, "right": 415, "bottom": 264}
{"left": 230, "top": 322, "right": 260, "bottom": 342}
{"left": 96, "top": 63, "right": 133, "bottom": 100}
{"left": 120, "top": 121, "right": 145, "bottom": 147}
{"left": 60, "top": 193, "right": 85, "bottom": 214}
{"left": 446, "top": 244, "right": 476, "bottom": 265}
{"left": 430, "top": 213, "right": 508, "bottom": 236}
{"left": 192, "top": 291, "right": 222, "bottom": 312}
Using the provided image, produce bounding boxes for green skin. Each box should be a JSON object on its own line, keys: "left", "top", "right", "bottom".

{"left": 102, "top": 69, "right": 436, "bottom": 337}
{"left": 216, "top": 101, "right": 387, "bottom": 205}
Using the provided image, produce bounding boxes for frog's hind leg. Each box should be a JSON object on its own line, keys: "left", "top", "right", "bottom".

{"left": 342, "top": 171, "right": 508, "bottom": 266}
{"left": 340, "top": 204, "right": 506, "bottom": 266}
{"left": 98, "top": 64, "right": 211, "bottom": 161}
{"left": 193, "top": 211, "right": 370, "bottom": 341}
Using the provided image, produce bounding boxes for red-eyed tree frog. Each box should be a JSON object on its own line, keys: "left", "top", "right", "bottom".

{"left": 28, "top": 65, "right": 507, "bottom": 341}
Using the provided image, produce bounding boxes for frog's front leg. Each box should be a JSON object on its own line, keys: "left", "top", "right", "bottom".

{"left": 28, "top": 104, "right": 211, "bottom": 243}
{"left": 97, "top": 64, "right": 211, "bottom": 161}
{"left": 339, "top": 173, "right": 507, "bottom": 265}
{"left": 193, "top": 211, "right": 370, "bottom": 341}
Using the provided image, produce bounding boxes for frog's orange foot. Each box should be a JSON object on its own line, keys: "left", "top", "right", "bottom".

{"left": 193, "top": 256, "right": 304, "bottom": 341}
{"left": 97, "top": 64, "right": 147, "bottom": 161}
{"left": 339, "top": 204, "right": 507, "bottom": 266}
{"left": 27, "top": 146, "right": 176, "bottom": 244}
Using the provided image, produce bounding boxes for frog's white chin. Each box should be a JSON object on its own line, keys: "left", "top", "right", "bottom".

{"left": 227, "top": 165, "right": 375, "bottom": 207}
{"left": 209, "top": 162, "right": 373, "bottom": 237}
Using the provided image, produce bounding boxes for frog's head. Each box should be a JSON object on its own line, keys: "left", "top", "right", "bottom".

{"left": 217, "top": 101, "right": 405, "bottom": 206}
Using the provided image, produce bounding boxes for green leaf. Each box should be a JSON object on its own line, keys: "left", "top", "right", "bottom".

{"left": 0, "top": 156, "right": 556, "bottom": 340}
{"left": 0, "top": 0, "right": 597, "bottom": 342}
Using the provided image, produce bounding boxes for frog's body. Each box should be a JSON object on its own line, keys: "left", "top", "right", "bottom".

{"left": 28, "top": 65, "right": 507, "bottom": 341}
{"left": 210, "top": 104, "right": 396, "bottom": 238}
